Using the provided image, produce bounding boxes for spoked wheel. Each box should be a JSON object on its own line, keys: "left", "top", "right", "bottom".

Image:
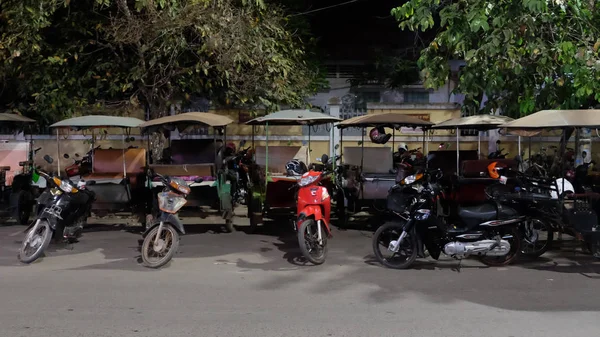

{"left": 18, "top": 220, "right": 52, "bottom": 264}
{"left": 297, "top": 219, "right": 328, "bottom": 265}
{"left": 372, "top": 222, "right": 417, "bottom": 269}
{"left": 520, "top": 218, "right": 553, "bottom": 258}
{"left": 141, "top": 224, "right": 180, "bottom": 268}
{"left": 479, "top": 226, "right": 521, "bottom": 266}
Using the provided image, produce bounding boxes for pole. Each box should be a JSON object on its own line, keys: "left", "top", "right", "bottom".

{"left": 122, "top": 132, "right": 127, "bottom": 178}
{"left": 360, "top": 127, "right": 365, "bottom": 172}
{"left": 456, "top": 127, "right": 460, "bottom": 175}
{"left": 265, "top": 122, "right": 269, "bottom": 188}
{"left": 308, "top": 124, "right": 311, "bottom": 163}
{"left": 56, "top": 129, "right": 61, "bottom": 176}
{"left": 478, "top": 131, "right": 481, "bottom": 158}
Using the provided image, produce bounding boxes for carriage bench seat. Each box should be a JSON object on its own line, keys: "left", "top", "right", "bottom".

{"left": 149, "top": 164, "right": 215, "bottom": 179}
{"left": 84, "top": 148, "right": 146, "bottom": 187}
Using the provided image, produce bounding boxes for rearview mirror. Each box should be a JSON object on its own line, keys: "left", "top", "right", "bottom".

{"left": 334, "top": 144, "right": 340, "bottom": 150}
{"left": 75, "top": 153, "right": 80, "bottom": 158}
{"left": 63, "top": 154, "right": 70, "bottom": 159}
{"left": 194, "top": 177, "right": 204, "bottom": 184}
{"left": 321, "top": 154, "right": 329, "bottom": 165}
{"left": 43, "top": 155, "right": 54, "bottom": 164}
{"left": 239, "top": 139, "right": 246, "bottom": 148}
{"left": 496, "top": 140, "right": 501, "bottom": 144}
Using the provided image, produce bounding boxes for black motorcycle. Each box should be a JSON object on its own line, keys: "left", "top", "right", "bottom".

{"left": 18, "top": 156, "right": 96, "bottom": 264}
{"left": 373, "top": 169, "right": 522, "bottom": 269}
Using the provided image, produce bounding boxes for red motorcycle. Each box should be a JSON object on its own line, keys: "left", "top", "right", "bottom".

{"left": 295, "top": 154, "right": 332, "bottom": 265}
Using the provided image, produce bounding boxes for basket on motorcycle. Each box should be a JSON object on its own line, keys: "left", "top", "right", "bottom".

{"left": 386, "top": 186, "right": 417, "bottom": 214}
{"left": 564, "top": 193, "right": 600, "bottom": 234}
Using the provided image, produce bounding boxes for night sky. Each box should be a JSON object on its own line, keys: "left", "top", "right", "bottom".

{"left": 293, "top": 0, "right": 416, "bottom": 60}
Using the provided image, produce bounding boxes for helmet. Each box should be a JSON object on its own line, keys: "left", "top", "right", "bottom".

{"left": 397, "top": 142, "right": 408, "bottom": 154}
{"left": 285, "top": 159, "right": 308, "bottom": 176}
{"left": 487, "top": 161, "right": 506, "bottom": 179}
{"left": 369, "top": 126, "right": 392, "bottom": 144}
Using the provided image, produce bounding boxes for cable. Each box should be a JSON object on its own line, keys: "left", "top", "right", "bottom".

{"left": 290, "top": 0, "right": 360, "bottom": 16}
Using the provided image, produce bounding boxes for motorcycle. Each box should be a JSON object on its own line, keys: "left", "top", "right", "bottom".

{"left": 18, "top": 155, "right": 96, "bottom": 264}
{"left": 295, "top": 154, "right": 332, "bottom": 265}
{"left": 141, "top": 170, "right": 199, "bottom": 268}
{"left": 64, "top": 146, "right": 97, "bottom": 178}
{"left": 373, "top": 169, "right": 523, "bottom": 269}
{"left": 488, "top": 140, "right": 509, "bottom": 159}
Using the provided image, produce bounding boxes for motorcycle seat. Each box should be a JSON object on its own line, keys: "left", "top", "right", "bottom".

{"left": 457, "top": 203, "right": 498, "bottom": 229}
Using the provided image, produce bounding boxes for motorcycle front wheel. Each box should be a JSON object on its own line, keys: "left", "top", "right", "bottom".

{"left": 372, "top": 222, "right": 417, "bottom": 269}
{"left": 141, "top": 224, "right": 180, "bottom": 268}
{"left": 520, "top": 218, "right": 553, "bottom": 258}
{"left": 298, "top": 219, "right": 328, "bottom": 265}
{"left": 18, "top": 220, "right": 52, "bottom": 264}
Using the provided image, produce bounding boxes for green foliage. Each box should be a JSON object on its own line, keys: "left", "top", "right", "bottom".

{"left": 392, "top": 0, "right": 600, "bottom": 117}
{"left": 0, "top": 0, "right": 323, "bottom": 122}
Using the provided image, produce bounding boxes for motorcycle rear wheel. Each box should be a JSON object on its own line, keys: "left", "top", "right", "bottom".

{"left": 372, "top": 222, "right": 417, "bottom": 269}
{"left": 520, "top": 218, "right": 553, "bottom": 258}
{"left": 18, "top": 220, "right": 52, "bottom": 264}
{"left": 141, "top": 224, "right": 180, "bottom": 268}
{"left": 479, "top": 226, "right": 520, "bottom": 267}
{"left": 298, "top": 219, "right": 328, "bottom": 265}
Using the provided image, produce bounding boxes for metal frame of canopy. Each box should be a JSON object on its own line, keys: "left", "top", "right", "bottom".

{"left": 336, "top": 112, "right": 434, "bottom": 173}
{"left": 432, "top": 114, "right": 514, "bottom": 175}
{"left": 139, "top": 112, "right": 235, "bottom": 228}
{"left": 245, "top": 109, "right": 342, "bottom": 183}
{"left": 50, "top": 115, "right": 145, "bottom": 179}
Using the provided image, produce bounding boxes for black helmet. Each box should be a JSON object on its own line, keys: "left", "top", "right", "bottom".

{"left": 369, "top": 126, "right": 392, "bottom": 144}
{"left": 285, "top": 159, "right": 308, "bottom": 176}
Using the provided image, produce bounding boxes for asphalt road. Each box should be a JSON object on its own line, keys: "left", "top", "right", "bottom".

{"left": 1, "top": 217, "right": 599, "bottom": 337}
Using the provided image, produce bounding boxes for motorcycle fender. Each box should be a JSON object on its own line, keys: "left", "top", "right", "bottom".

{"left": 143, "top": 213, "right": 185, "bottom": 238}
{"left": 23, "top": 216, "right": 58, "bottom": 232}
{"left": 298, "top": 206, "right": 330, "bottom": 234}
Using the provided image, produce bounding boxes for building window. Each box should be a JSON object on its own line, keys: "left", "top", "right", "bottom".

{"left": 359, "top": 91, "right": 381, "bottom": 103}
{"left": 404, "top": 90, "right": 430, "bottom": 103}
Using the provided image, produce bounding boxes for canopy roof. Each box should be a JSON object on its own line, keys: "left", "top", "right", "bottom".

{"left": 245, "top": 109, "right": 341, "bottom": 126}
{"left": 500, "top": 109, "right": 600, "bottom": 129}
{"left": 433, "top": 114, "right": 514, "bottom": 131}
{"left": 0, "top": 113, "right": 35, "bottom": 123}
{"left": 140, "top": 112, "right": 233, "bottom": 131}
{"left": 337, "top": 112, "right": 434, "bottom": 129}
{"left": 50, "top": 115, "right": 144, "bottom": 129}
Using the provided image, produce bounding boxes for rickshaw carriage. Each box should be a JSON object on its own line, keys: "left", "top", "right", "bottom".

{"left": 499, "top": 109, "right": 600, "bottom": 255}
{"left": 49, "top": 116, "right": 148, "bottom": 226}
{"left": 334, "top": 113, "right": 434, "bottom": 222}
{"left": 245, "top": 109, "right": 341, "bottom": 232}
{"left": 139, "top": 112, "right": 236, "bottom": 231}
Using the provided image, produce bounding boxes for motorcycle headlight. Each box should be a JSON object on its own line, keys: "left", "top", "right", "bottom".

{"left": 53, "top": 177, "right": 77, "bottom": 193}
{"left": 158, "top": 192, "right": 187, "bottom": 213}
{"left": 50, "top": 187, "right": 62, "bottom": 196}
{"left": 169, "top": 177, "right": 191, "bottom": 195}
{"left": 298, "top": 175, "right": 319, "bottom": 187}
{"left": 401, "top": 173, "right": 423, "bottom": 185}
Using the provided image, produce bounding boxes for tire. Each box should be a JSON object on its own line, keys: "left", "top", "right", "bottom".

{"left": 18, "top": 220, "right": 52, "bottom": 264}
{"left": 372, "top": 222, "right": 417, "bottom": 269}
{"left": 141, "top": 224, "right": 180, "bottom": 268}
{"left": 297, "top": 219, "right": 328, "bottom": 265}
{"left": 479, "top": 226, "right": 521, "bottom": 266}
{"left": 12, "top": 191, "right": 32, "bottom": 226}
{"left": 520, "top": 218, "right": 554, "bottom": 258}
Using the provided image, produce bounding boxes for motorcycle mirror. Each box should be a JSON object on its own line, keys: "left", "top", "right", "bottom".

{"left": 129, "top": 137, "right": 135, "bottom": 142}
{"left": 496, "top": 140, "right": 501, "bottom": 144}
{"left": 334, "top": 144, "right": 340, "bottom": 150}
{"left": 321, "top": 154, "right": 329, "bottom": 165}
{"left": 43, "top": 155, "right": 54, "bottom": 164}
{"left": 239, "top": 139, "right": 246, "bottom": 148}
{"left": 194, "top": 177, "right": 204, "bottom": 184}
{"left": 63, "top": 153, "right": 70, "bottom": 159}
{"left": 582, "top": 151, "right": 587, "bottom": 158}
{"left": 75, "top": 153, "right": 80, "bottom": 158}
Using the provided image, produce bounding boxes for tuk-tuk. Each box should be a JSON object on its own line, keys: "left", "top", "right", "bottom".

{"left": 245, "top": 109, "right": 341, "bottom": 232}
{"left": 335, "top": 113, "right": 433, "bottom": 224}
{"left": 0, "top": 113, "right": 39, "bottom": 225}
{"left": 49, "top": 115, "right": 148, "bottom": 226}
{"left": 139, "top": 112, "right": 236, "bottom": 232}
{"left": 500, "top": 109, "right": 600, "bottom": 258}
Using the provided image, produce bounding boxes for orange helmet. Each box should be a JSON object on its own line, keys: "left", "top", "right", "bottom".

{"left": 487, "top": 161, "right": 505, "bottom": 179}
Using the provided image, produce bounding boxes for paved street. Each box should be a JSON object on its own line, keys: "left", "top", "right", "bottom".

{"left": 1, "top": 217, "right": 599, "bottom": 337}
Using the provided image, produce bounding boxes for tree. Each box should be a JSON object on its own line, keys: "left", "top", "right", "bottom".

{"left": 0, "top": 0, "right": 324, "bottom": 121}
{"left": 392, "top": 0, "right": 600, "bottom": 117}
